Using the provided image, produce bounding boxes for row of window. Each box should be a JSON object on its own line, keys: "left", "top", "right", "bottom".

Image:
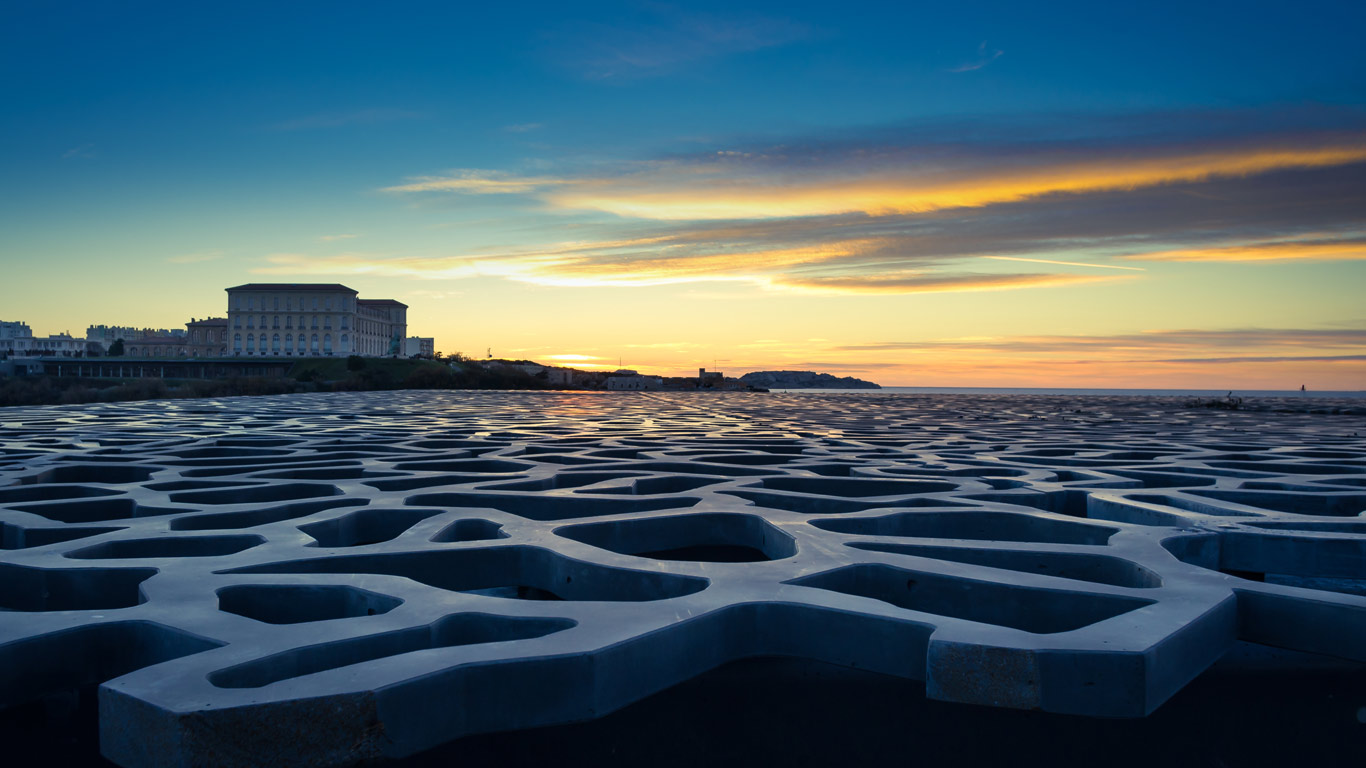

{"left": 232, "top": 333, "right": 348, "bottom": 354}
{"left": 232, "top": 315, "right": 349, "bottom": 331}
{"left": 232, "top": 295, "right": 353, "bottom": 312}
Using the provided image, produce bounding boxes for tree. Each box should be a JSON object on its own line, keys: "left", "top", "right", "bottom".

{"left": 108, "top": 339, "right": 125, "bottom": 357}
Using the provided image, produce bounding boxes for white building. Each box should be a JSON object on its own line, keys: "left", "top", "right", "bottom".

{"left": 225, "top": 283, "right": 407, "bottom": 358}
{"left": 402, "top": 337, "right": 435, "bottom": 358}
{"left": 1, "top": 321, "right": 32, "bottom": 341}
{"left": 0, "top": 333, "right": 89, "bottom": 357}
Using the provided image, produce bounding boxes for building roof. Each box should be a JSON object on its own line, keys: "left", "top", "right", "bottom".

{"left": 225, "top": 283, "right": 358, "bottom": 294}
{"left": 357, "top": 298, "right": 408, "bottom": 307}
{"left": 187, "top": 317, "right": 229, "bottom": 326}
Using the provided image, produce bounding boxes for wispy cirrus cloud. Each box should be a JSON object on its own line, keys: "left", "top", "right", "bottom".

{"left": 504, "top": 123, "right": 544, "bottom": 133}
{"left": 546, "top": 6, "right": 810, "bottom": 80}
{"left": 319, "top": 233, "right": 360, "bottom": 242}
{"left": 383, "top": 170, "right": 566, "bottom": 194}
{"left": 948, "top": 41, "right": 1003, "bottom": 73}
{"left": 61, "top": 143, "right": 96, "bottom": 160}
{"left": 272, "top": 108, "right": 422, "bottom": 131}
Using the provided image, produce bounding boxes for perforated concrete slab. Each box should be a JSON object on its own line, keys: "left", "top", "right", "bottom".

{"left": 0, "top": 391, "right": 1363, "bottom": 767}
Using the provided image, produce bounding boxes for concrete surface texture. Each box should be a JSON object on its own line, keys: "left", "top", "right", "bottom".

{"left": 0, "top": 391, "right": 1362, "bottom": 767}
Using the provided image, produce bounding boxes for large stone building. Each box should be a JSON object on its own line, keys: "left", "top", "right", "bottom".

{"left": 225, "top": 283, "right": 408, "bottom": 358}
{"left": 122, "top": 318, "right": 229, "bottom": 358}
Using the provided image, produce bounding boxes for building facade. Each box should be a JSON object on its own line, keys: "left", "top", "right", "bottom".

{"left": 402, "top": 337, "right": 435, "bottom": 358}
{"left": 1, "top": 321, "right": 33, "bottom": 342}
{"left": 225, "top": 284, "right": 408, "bottom": 358}
{"left": 186, "top": 318, "right": 229, "bottom": 358}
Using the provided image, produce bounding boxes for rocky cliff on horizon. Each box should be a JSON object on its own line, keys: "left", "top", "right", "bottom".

{"left": 738, "top": 370, "right": 881, "bottom": 389}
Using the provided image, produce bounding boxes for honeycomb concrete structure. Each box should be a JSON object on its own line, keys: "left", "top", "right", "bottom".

{"left": 0, "top": 391, "right": 1363, "bottom": 767}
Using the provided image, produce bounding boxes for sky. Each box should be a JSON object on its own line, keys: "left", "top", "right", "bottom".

{"left": 2, "top": 0, "right": 1364, "bottom": 388}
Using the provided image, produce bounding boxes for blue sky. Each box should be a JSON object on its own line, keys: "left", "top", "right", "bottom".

{"left": 2, "top": 1, "right": 1364, "bottom": 386}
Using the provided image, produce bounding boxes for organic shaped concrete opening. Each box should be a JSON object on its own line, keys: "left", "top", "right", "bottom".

{"left": 788, "top": 564, "right": 1153, "bottom": 634}
{"left": 723, "top": 490, "right": 972, "bottom": 515}
{"left": 366, "top": 474, "right": 532, "bottom": 492}
{"left": 811, "top": 510, "right": 1117, "bottom": 545}
{"left": 1205, "top": 461, "right": 1364, "bottom": 476}
{"left": 1101, "top": 470, "right": 1218, "bottom": 489}
{"left": 217, "top": 584, "right": 403, "bottom": 624}
{"left": 696, "top": 454, "right": 799, "bottom": 466}
{"left": 481, "top": 471, "right": 643, "bottom": 492}
{"left": 592, "top": 460, "right": 784, "bottom": 477}
{"left": 585, "top": 475, "right": 725, "bottom": 496}
{"left": 145, "top": 480, "right": 263, "bottom": 492}
{"left": 169, "top": 446, "right": 295, "bottom": 459}
{"left": 18, "top": 464, "right": 155, "bottom": 485}
{"left": 0, "top": 485, "right": 121, "bottom": 504}
{"left": 847, "top": 542, "right": 1161, "bottom": 588}
{"left": 0, "top": 621, "right": 223, "bottom": 709}
{"left": 223, "top": 546, "right": 708, "bottom": 602}
{"left": 209, "top": 613, "right": 576, "bottom": 689}
{"left": 1185, "top": 490, "right": 1366, "bottom": 517}
{"left": 181, "top": 458, "right": 364, "bottom": 478}
{"left": 11, "top": 498, "right": 190, "bottom": 524}
{"left": 252, "top": 467, "right": 403, "bottom": 481}
{"left": 171, "top": 498, "right": 369, "bottom": 531}
{"left": 558, "top": 513, "right": 797, "bottom": 563}
{"left": 301, "top": 507, "right": 446, "bottom": 547}
{"left": 404, "top": 492, "right": 701, "bottom": 522}
{"left": 751, "top": 477, "right": 960, "bottom": 497}
{"left": 168, "top": 482, "right": 343, "bottom": 506}
{"left": 1118, "top": 493, "right": 1256, "bottom": 518}
{"left": 65, "top": 534, "right": 265, "bottom": 560}
{"left": 0, "top": 562, "right": 156, "bottom": 610}
{"left": 430, "top": 518, "right": 508, "bottom": 543}
{"left": 391, "top": 458, "right": 536, "bottom": 473}
{"left": 0, "top": 522, "right": 124, "bottom": 550}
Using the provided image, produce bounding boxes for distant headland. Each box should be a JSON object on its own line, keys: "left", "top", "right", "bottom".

{"left": 738, "top": 370, "right": 881, "bottom": 390}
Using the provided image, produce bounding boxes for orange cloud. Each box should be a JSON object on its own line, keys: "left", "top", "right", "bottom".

{"left": 1124, "top": 236, "right": 1366, "bottom": 262}
{"left": 768, "top": 272, "right": 1129, "bottom": 295}
{"left": 540, "top": 142, "right": 1366, "bottom": 220}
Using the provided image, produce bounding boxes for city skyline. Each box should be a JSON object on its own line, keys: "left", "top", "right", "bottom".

{"left": 3, "top": 1, "right": 1364, "bottom": 387}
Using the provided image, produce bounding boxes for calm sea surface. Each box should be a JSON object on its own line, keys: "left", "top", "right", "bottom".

{"left": 773, "top": 387, "right": 1366, "bottom": 398}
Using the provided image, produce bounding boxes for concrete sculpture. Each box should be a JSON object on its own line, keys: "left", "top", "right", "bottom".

{"left": 0, "top": 391, "right": 1362, "bottom": 767}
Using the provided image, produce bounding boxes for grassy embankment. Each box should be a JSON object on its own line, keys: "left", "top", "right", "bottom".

{"left": 0, "top": 358, "right": 549, "bottom": 407}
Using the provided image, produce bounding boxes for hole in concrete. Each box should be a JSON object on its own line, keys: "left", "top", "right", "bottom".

{"left": 430, "top": 518, "right": 508, "bottom": 543}
{"left": 812, "top": 511, "right": 1116, "bottom": 545}
{"left": 0, "top": 523, "right": 123, "bottom": 550}
{"left": 0, "top": 563, "right": 157, "bottom": 611}
{"left": 722, "top": 490, "right": 971, "bottom": 515}
{"left": 558, "top": 513, "right": 797, "bottom": 562}
{"left": 788, "top": 564, "right": 1152, "bottom": 634}
{"left": 300, "top": 507, "right": 446, "bottom": 547}
{"left": 847, "top": 542, "right": 1161, "bottom": 588}
{"left": 11, "top": 498, "right": 191, "bottom": 524}
{"left": 0, "top": 486, "right": 121, "bottom": 504}
{"left": 752, "top": 477, "right": 960, "bottom": 497}
{"left": 18, "top": 465, "right": 155, "bottom": 485}
{"left": 1186, "top": 490, "right": 1366, "bottom": 517}
{"left": 64, "top": 534, "right": 264, "bottom": 560}
{"left": 223, "top": 545, "right": 708, "bottom": 602}
{"left": 391, "top": 458, "right": 536, "bottom": 473}
{"left": 209, "top": 613, "right": 575, "bottom": 689}
{"left": 171, "top": 498, "right": 369, "bottom": 531}
{"left": 217, "top": 584, "right": 403, "bottom": 624}
{"left": 404, "top": 492, "right": 701, "bottom": 522}
{"left": 168, "top": 482, "right": 343, "bottom": 506}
